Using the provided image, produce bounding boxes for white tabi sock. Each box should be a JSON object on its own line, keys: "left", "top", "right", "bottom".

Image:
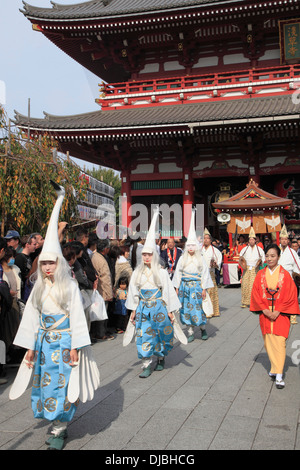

{"left": 141, "top": 358, "right": 152, "bottom": 369}
{"left": 187, "top": 326, "right": 194, "bottom": 336}
{"left": 51, "top": 420, "right": 68, "bottom": 436}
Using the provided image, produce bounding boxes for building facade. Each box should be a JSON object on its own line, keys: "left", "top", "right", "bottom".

{"left": 15, "top": 0, "right": 300, "bottom": 237}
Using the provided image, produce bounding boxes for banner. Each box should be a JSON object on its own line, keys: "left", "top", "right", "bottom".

{"left": 252, "top": 215, "right": 266, "bottom": 234}
{"left": 223, "top": 263, "right": 240, "bottom": 285}
{"left": 279, "top": 19, "right": 300, "bottom": 63}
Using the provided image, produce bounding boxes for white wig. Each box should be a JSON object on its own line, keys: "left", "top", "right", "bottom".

{"left": 133, "top": 249, "right": 162, "bottom": 289}
{"left": 181, "top": 245, "right": 204, "bottom": 271}
{"left": 31, "top": 255, "right": 76, "bottom": 311}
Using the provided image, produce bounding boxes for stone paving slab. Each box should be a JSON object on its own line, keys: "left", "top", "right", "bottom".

{"left": 0, "top": 285, "right": 300, "bottom": 451}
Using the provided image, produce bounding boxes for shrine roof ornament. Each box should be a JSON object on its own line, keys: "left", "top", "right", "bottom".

{"left": 212, "top": 179, "right": 292, "bottom": 212}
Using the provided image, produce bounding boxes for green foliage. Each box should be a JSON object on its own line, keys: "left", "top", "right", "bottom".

{"left": 0, "top": 106, "right": 88, "bottom": 236}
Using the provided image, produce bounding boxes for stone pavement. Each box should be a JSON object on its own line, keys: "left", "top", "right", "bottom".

{"left": 0, "top": 285, "right": 300, "bottom": 451}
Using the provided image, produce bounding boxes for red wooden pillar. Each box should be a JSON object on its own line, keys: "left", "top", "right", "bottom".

{"left": 182, "top": 169, "right": 194, "bottom": 238}
{"left": 121, "top": 169, "right": 132, "bottom": 230}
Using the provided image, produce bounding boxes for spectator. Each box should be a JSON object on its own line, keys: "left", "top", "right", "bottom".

{"left": 87, "top": 233, "right": 98, "bottom": 258}
{"left": 0, "top": 237, "right": 12, "bottom": 384}
{"left": 91, "top": 239, "right": 114, "bottom": 341}
{"left": 4, "top": 230, "right": 21, "bottom": 254}
{"left": 62, "top": 244, "right": 95, "bottom": 338}
{"left": 291, "top": 239, "right": 300, "bottom": 258}
{"left": 114, "top": 244, "right": 132, "bottom": 289}
{"left": 14, "top": 235, "right": 37, "bottom": 299}
{"left": 114, "top": 276, "right": 130, "bottom": 334}
{"left": 159, "top": 239, "right": 167, "bottom": 254}
{"left": 1, "top": 247, "right": 23, "bottom": 364}
{"left": 30, "top": 232, "right": 44, "bottom": 262}
{"left": 129, "top": 237, "right": 144, "bottom": 270}
{"left": 160, "top": 238, "right": 182, "bottom": 279}
{"left": 264, "top": 236, "right": 271, "bottom": 251}
{"left": 75, "top": 228, "right": 98, "bottom": 288}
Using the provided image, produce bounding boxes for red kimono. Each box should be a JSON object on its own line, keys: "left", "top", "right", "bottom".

{"left": 250, "top": 266, "right": 300, "bottom": 339}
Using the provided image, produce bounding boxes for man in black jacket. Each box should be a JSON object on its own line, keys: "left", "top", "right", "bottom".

{"left": 160, "top": 238, "right": 182, "bottom": 280}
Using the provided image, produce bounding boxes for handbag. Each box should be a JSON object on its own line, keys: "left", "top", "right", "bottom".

{"left": 87, "top": 289, "right": 108, "bottom": 322}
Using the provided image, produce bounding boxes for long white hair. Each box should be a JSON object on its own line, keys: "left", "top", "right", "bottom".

{"left": 134, "top": 249, "right": 162, "bottom": 289}
{"left": 181, "top": 246, "right": 204, "bottom": 271}
{"left": 31, "top": 255, "right": 75, "bottom": 311}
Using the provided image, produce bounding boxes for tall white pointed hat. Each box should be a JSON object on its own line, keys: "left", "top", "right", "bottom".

{"left": 39, "top": 181, "right": 65, "bottom": 262}
{"left": 280, "top": 224, "right": 288, "bottom": 238}
{"left": 186, "top": 208, "right": 198, "bottom": 247}
{"left": 142, "top": 206, "right": 160, "bottom": 254}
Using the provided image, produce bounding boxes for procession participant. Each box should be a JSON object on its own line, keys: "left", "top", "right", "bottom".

{"left": 239, "top": 227, "right": 265, "bottom": 308}
{"left": 125, "top": 208, "right": 182, "bottom": 378}
{"left": 160, "top": 238, "right": 182, "bottom": 280}
{"left": 278, "top": 225, "right": 300, "bottom": 324}
{"left": 201, "top": 228, "right": 222, "bottom": 317}
{"left": 250, "top": 244, "right": 300, "bottom": 389}
{"left": 237, "top": 235, "right": 247, "bottom": 253}
{"left": 173, "top": 210, "right": 213, "bottom": 343}
{"left": 9, "top": 182, "right": 99, "bottom": 450}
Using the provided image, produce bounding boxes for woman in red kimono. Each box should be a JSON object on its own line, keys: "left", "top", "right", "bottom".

{"left": 250, "top": 243, "right": 300, "bottom": 389}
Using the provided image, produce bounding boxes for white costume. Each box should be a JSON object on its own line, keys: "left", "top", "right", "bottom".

{"left": 201, "top": 239, "right": 223, "bottom": 316}
{"left": 279, "top": 246, "right": 300, "bottom": 278}
{"left": 172, "top": 212, "right": 213, "bottom": 341}
{"left": 10, "top": 182, "right": 100, "bottom": 449}
{"left": 126, "top": 267, "right": 181, "bottom": 314}
{"left": 124, "top": 207, "right": 183, "bottom": 377}
{"left": 172, "top": 254, "right": 213, "bottom": 291}
{"left": 239, "top": 244, "right": 265, "bottom": 270}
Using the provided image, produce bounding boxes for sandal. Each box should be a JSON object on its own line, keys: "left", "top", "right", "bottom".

{"left": 46, "top": 430, "right": 67, "bottom": 450}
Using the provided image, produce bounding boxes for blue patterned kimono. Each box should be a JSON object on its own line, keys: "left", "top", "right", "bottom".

{"left": 135, "top": 289, "right": 174, "bottom": 359}
{"left": 31, "top": 311, "right": 78, "bottom": 422}
{"left": 13, "top": 278, "right": 91, "bottom": 424}
{"left": 177, "top": 273, "right": 206, "bottom": 327}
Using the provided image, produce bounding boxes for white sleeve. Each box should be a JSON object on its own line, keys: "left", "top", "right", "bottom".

{"left": 125, "top": 271, "right": 140, "bottom": 311}
{"left": 13, "top": 288, "right": 40, "bottom": 350}
{"left": 172, "top": 257, "right": 183, "bottom": 289}
{"left": 160, "top": 269, "right": 181, "bottom": 312}
{"left": 69, "top": 281, "right": 91, "bottom": 350}
{"left": 201, "top": 255, "right": 214, "bottom": 290}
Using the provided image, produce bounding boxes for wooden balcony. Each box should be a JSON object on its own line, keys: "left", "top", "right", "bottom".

{"left": 96, "top": 64, "right": 300, "bottom": 109}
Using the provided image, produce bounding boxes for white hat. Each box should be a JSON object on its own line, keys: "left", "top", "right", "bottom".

{"left": 280, "top": 224, "right": 288, "bottom": 238}
{"left": 142, "top": 207, "right": 160, "bottom": 254}
{"left": 186, "top": 209, "right": 198, "bottom": 248}
{"left": 39, "top": 181, "right": 65, "bottom": 262}
{"left": 249, "top": 226, "right": 256, "bottom": 239}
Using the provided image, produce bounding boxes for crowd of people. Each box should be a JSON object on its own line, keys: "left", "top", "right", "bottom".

{"left": 1, "top": 207, "right": 300, "bottom": 449}
{"left": 0, "top": 224, "right": 299, "bottom": 374}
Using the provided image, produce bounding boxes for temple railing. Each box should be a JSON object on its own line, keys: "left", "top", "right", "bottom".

{"left": 96, "top": 64, "right": 300, "bottom": 108}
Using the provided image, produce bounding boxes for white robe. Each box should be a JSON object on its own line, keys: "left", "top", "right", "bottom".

{"left": 279, "top": 246, "right": 300, "bottom": 278}
{"left": 239, "top": 244, "right": 265, "bottom": 269}
{"left": 13, "top": 279, "right": 91, "bottom": 351}
{"left": 125, "top": 266, "right": 181, "bottom": 313}
{"left": 201, "top": 245, "right": 223, "bottom": 272}
{"left": 172, "top": 253, "right": 214, "bottom": 290}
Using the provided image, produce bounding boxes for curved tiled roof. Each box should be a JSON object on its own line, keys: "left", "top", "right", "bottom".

{"left": 14, "top": 94, "right": 300, "bottom": 132}
{"left": 21, "top": 0, "right": 234, "bottom": 20}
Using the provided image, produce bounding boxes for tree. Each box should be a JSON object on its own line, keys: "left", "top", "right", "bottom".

{"left": 0, "top": 106, "right": 88, "bottom": 236}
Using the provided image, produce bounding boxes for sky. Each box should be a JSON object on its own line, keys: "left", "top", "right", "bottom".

{"left": 1, "top": 0, "right": 103, "bottom": 170}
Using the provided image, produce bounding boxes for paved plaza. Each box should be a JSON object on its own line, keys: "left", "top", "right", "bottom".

{"left": 0, "top": 284, "right": 300, "bottom": 451}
